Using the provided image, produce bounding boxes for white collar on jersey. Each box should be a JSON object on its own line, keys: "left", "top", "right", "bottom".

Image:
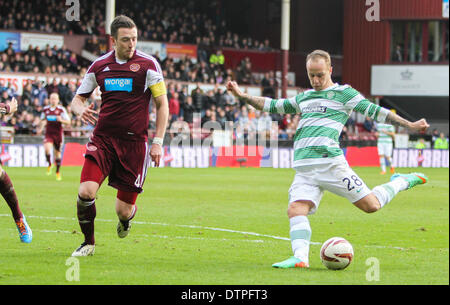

{"left": 115, "top": 57, "right": 127, "bottom": 65}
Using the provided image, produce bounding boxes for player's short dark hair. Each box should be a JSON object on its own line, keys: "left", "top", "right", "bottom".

{"left": 306, "top": 50, "right": 332, "bottom": 67}
{"left": 110, "top": 15, "right": 136, "bottom": 38}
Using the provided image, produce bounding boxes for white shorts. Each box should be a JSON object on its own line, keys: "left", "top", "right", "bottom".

{"left": 289, "top": 161, "right": 371, "bottom": 215}
{"left": 377, "top": 142, "right": 393, "bottom": 157}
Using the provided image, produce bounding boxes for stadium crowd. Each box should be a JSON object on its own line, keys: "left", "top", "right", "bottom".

{"left": 3, "top": 74, "right": 446, "bottom": 146}
{"left": 0, "top": 75, "right": 300, "bottom": 141}
{"left": 0, "top": 43, "right": 88, "bottom": 75}
{"left": 1, "top": 0, "right": 273, "bottom": 52}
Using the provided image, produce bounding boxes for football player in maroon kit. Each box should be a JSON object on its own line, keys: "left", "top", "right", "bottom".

{"left": 70, "top": 15, "right": 169, "bottom": 256}
{"left": 0, "top": 97, "right": 32, "bottom": 243}
{"left": 41, "top": 92, "right": 71, "bottom": 181}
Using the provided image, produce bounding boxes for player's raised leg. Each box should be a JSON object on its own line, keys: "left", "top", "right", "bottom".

{"left": 355, "top": 172, "right": 428, "bottom": 213}
{"left": 0, "top": 167, "right": 32, "bottom": 243}
{"left": 115, "top": 191, "right": 138, "bottom": 238}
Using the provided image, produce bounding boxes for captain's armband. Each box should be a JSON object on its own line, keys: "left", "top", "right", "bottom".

{"left": 150, "top": 82, "right": 167, "bottom": 98}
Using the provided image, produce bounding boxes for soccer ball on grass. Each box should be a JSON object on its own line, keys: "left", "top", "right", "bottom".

{"left": 320, "top": 237, "right": 354, "bottom": 270}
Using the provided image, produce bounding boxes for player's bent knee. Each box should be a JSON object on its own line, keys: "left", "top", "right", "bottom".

{"left": 356, "top": 200, "right": 381, "bottom": 213}
{"left": 354, "top": 194, "right": 382, "bottom": 213}
{"left": 364, "top": 204, "right": 380, "bottom": 213}
{"left": 78, "top": 182, "right": 99, "bottom": 201}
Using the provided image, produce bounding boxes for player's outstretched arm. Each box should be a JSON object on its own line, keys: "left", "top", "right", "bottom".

{"left": 226, "top": 81, "right": 301, "bottom": 115}
{"left": 150, "top": 94, "right": 169, "bottom": 167}
{"left": 384, "top": 112, "right": 429, "bottom": 133}
{"left": 71, "top": 94, "right": 98, "bottom": 125}
{"left": 226, "top": 81, "right": 266, "bottom": 110}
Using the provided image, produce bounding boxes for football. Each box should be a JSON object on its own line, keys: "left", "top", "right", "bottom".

{"left": 320, "top": 237, "right": 354, "bottom": 270}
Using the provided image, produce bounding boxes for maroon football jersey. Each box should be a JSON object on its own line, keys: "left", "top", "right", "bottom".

{"left": 76, "top": 50, "right": 164, "bottom": 141}
{"left": 41, "top": 105, "right": 69, "bottom": 138}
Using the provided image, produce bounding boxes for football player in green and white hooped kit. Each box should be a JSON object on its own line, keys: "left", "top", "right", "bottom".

{"left": 226, "top": 49, "right": 429, "bottom": 268}
{"left": 375, "top": 109, "right": 396, "bottom": 175}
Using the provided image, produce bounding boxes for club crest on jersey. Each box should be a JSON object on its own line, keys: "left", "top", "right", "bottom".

{"left": 326, "top": 91, "right": 336, "bottom": 99}
{"left": 130, "top": 63, "right": 140, "bottom": 72}
{"left": 104, "top": 78, "right": 133, "bottom": 92}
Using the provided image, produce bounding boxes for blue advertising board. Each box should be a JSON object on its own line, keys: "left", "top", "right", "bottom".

{"left": 0, "top": 32, "right": 21, "bottom": 52}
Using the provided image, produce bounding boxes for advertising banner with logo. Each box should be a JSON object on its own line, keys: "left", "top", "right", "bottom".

{"left": 20, "top": 33, "right": 64, "bottom": 51}
{"left": 371, "top": 65, "right": 449, "bottom": 96}
{"left": 3, "top": 144, "right": 448, "bottom": 169}
{"left": 136, "top": 41, "right": 166, "bottom": 59}
{"left": 165, "top": 43, "right": 197, "bottom": 60}
{"left": 0, "top": 73, "right": 80, "bottom": 95}
{"left": 0, "top": 31, "right": 21, "bottom": 52}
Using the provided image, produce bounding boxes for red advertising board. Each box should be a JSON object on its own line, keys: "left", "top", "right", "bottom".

{"left": 165, "top": 43, "right": 197, "bottom": 60}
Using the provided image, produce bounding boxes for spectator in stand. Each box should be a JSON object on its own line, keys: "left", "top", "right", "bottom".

{"left": 236, "top": 106, "right": 251, "bottom": 140}
{"left": 32, "top": 81, "right": 48, "bottom": 106}
{"left": 431, "top": 128, "right": 440, "bottom": 146}
{"left": 433, "top": 132, "right": 449, "bottom": 149}
{"left": 262, "top": 78, "right": 276, "bottom": 99}
{"left": 0, "top": 53, "right": 11, "bottom": 71}
{"left": 18, "top": 98, "right": 34, "bottom": 114}
{"left": 0, "top": 91, "right": 10, "bottom": 103}
{"left": 45, "top": 78, "right": 60, "bottom": 96}
{"left": 217, "top": 108, "right": 228, "bottom": 129}
{"left": 169, "top": 92, "right": 181, "bottom": 123}
{"left": 182, "top": 95, "right": 195, "bottom": 124}
{"left": 209, "top": 49, "right": 225, "bottom": 67}
{"left": 191, "top": 86, "right": 204, "bottom": 113}
{"left": 257, "top": 111, "right": 273, "bottom": 140}
{"left": 21, "top": 54, "right": 34, "bottom": 72}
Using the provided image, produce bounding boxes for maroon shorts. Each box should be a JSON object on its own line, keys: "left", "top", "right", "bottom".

{"left": 44, "top": 134, "right": 63, "bottom": 151}
{"left": 83, "top": 134, "right": 150, "bottom": 193}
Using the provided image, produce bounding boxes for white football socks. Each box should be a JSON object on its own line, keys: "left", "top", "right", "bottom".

{"left": 380, "top": 157, "right": 386, "bottom": 172}
{"left": 372, "top": 177, "right": 409, "bottom": 208}
{"left": 289, "top": 215, "right": 311, "bottom": 263}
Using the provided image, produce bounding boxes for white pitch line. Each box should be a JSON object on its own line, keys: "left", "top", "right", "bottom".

{"left": 5, "top": 228, "right": 265, "bottom": 243}
{"left": 3, "top": 214, "right": 447, "bottom": 251}
{"left": 0, "top": 213, "right": 293, "bottom": 243}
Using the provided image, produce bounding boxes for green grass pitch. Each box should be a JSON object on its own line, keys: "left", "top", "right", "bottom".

{"left": 0, "top": 166, "right": 448, "bottom": 285}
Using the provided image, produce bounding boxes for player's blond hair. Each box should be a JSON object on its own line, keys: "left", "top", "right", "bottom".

{"left": 306, "top": 50, "right": 332, "bottom": 67}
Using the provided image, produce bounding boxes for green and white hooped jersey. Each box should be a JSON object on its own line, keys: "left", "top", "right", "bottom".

{"left": 263, "top": 84, "right": 390, "bottom": 168}
{"left": 376, "top": 123, "right": 395, "bottom": 144}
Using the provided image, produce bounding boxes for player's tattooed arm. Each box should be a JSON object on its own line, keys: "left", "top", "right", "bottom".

{"left": 238, "top": 93, "right": 266, "bottom": 111}
{"left": 226, "top": 81, "right": 265, "bottom": 110}
{"left": 385, "top": 111, "right": 429, "bottom": 133}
